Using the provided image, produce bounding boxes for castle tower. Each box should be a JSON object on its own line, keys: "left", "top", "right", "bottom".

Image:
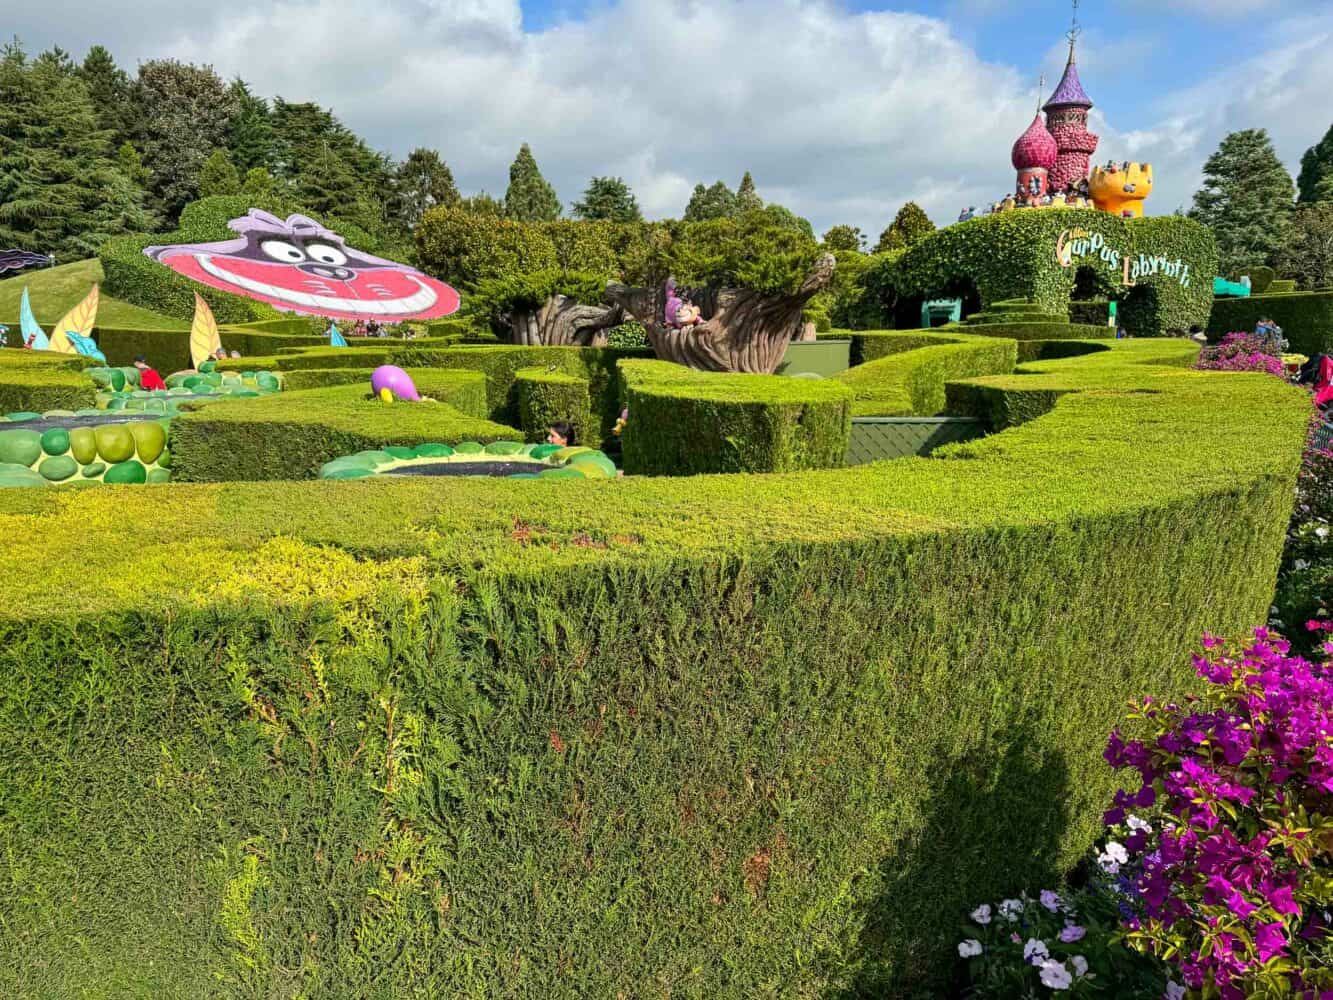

{"left": 1011, "top": 108, "right": 1058, "bottom": 205}
{"left": 1043, "top": 28, "right": 1099, "bottom": 193}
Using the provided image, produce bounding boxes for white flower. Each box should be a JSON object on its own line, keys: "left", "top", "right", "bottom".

{"left": 1098, "top": 841, "right": 1129, "bottom": 873}
{"left": 970, "top": 903, "right": 992, "bottom": 925}
{"left": 1163, "top": 982, "right": 1187, "bottom": 1000}
{"left": 1040, "top": 889, "right": 1061, "bottom": 912}
{"left": 1023, "top": 937, "right": 1050, "bottom": 965}
{"left": 1071, "top": 955, "right": 1088, "bottom": 978}
{"left": 958, "top": 938, "right": 983, "bottom": 958}
{"left": 1295, "top": 559, "right": 1310, "bottom": 571}
{"left": 1126, "top": 815, "right": 1152, "bottom": 833}
{"left": 1317, "top": 525, "right": 1329, "bottom": 539}
{"left": 1039, "top": 959, "right": 1073, "bottom": 990}
{"left": 999, "top": 898, "right": 1024, "bottom": 921}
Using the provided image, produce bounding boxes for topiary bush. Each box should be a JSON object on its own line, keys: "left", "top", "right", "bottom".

{"left": 0, "top": 349, "right": 98, "bottom": 414}
{"left": 1207, "top": 290, "right": 1333, "bottom": 355}
{"left": 621, "top": 359, "right": 852, "bottom": 474}
{"left": 0, "top": 336, "right": 1310, "bottom": 999}
{"left": 514, "top": 367, "right": 595, "bottom": 446}
{"left": 833, "top": 331, "right": 1018, "bottom": 416}
{"left": 170, "top": 376, "right": 508, "bottom": 482}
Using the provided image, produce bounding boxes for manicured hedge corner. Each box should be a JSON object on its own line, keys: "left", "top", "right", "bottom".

{"left": 621, "top": 359, "right": 852, "bottom": 474}
{"left": 170, "top": 381, "right": 516, "bottom": 481}
{"left": 0, "top": 349, "right": 98, "bottom": 413}
{"left": 833, "top": 331, "right": 1018, "bottom": 416}
{"left": 1207, "top": 290, "right": 1333, "bottom": 355}
{"left": 515, "top": 367, "right": 595, "bottom": 445}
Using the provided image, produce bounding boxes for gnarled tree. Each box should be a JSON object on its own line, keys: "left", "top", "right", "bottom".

{"left": 605, "top": 252, "right": 835, "bottom": 374}
{"left": 476, "top": 269, "right": 623, "bottom": 347}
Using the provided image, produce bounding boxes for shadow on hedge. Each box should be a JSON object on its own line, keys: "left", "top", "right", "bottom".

{"left": 830, "top": 725, "right": 1071, "bottom": 999}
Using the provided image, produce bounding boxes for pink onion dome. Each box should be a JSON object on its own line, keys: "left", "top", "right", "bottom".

{"left": 1011, "top": 114, "right": 1058, "bottom": 171}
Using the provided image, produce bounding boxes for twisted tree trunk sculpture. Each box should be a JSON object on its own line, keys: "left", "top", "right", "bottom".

{"left": 509, "top": 295, "right": 625, "bottom": 347}
{"left": 604, "top": 253, "right": 836, "bottom": 374}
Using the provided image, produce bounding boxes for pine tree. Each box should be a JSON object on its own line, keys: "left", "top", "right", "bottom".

{"left": 0, "top": 41, "right": 150, "bottom": 259}
{"left": 198, "top": 149, "right": 241, "bottom": 197}
{"left": 295, "top": 142, "right": 365, "bottom": 219}
{"left": 1276, "top": 202, "right": 1333, "bottom": 289}
{"left": 735, "top": 171, "right": 763, "bottom": 213}
{"left": 1189, "top": 129, "right": 1295, "bottom": 272}
{"left": 116, "top": 142, "right": 150, "bottom": 188}
{"left": 227, "top": 80, "right": 276, "bottom": 173}
{"left": 1297, "top": 124, "right": 1333, "bottom": 204}
{"left": 683, "top": 180, "right": 737, "bottom": 221}
{"left": 78, "top": 45, "right": 134, "bottom": 147}
{"left": 504, "top": 143, "right": 560, "bottom": 221}
{"left": 572, "top": 176, "right": 642, "bottom": 222}
{"left": 396, "top": 147, "right": 459, "bottom": 227}
{"left": 132, "top": 59, "right": 239, "bottom": 219}
{"left": 873, "top": 202, "right": 935, "bottom": 253}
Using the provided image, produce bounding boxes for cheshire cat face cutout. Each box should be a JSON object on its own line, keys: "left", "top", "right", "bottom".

{"left": 144, "top": 210, "right": 460, "bottom": 321}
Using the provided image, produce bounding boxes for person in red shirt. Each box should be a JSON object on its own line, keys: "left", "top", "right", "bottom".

{"left": 133, "top": 355, "right": 167, "bottom": 392}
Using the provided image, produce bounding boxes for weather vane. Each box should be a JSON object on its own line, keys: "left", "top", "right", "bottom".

{"left": 1067, "top": 0, "right": 1082, "bottom": 45}
{"left": 1036, "top": 73, "right": 1046, "bottom": 112}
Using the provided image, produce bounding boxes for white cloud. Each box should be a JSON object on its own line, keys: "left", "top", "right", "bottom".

{"left": 6, "top": 0, "right": 1333, "bottom": 234}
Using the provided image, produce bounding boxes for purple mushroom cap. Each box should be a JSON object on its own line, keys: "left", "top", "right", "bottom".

{"left": 371, "top": 364, "right": 421, "bottom": 402}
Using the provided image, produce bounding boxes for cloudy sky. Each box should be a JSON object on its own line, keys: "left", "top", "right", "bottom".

{"left": 9, "top": 0, "right": 1333, "bottom": 235}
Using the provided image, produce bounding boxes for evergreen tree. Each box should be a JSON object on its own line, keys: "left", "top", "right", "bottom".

{"left": 1190, "top": 129, "right": 1295, "bottom": 272}
{"left": 198, "top": 148, "right": 241, "bottom": 197}
{"left": 132, "top": 59, "right": 239, "bottom": 219}
{"left": 78, "top": 45, "right": 134, "bottom": 147}
{"left": 241, "top": 166, "right": 275, "bottom": 197}
{"left": 271, "top": 97, "right": 394, "bottom": 230}
{"left": 459, "top": 191, "right": 504, "bottom": 216}
{"left": 571, "top": 176, "right": 642, "bottom": 222}
{"left": 874, "top": 202, "right": 935, "bottom": 253}
{"left": 227, "top": 80, "right": 276, "bottom": 173}
{"left": 0, "top": 41, "right": 150, "bottom": 259}
{"left": 683, "top": 180, "right": 737, "bottom": 221}
{"left": 822, "top": 224, "right": 865, "bottom": 252}
{"left": 116, "top": 141, "right": 150, "bottom": 188}
{"left": 1276, "top": 202, "right": 1333, "bottom": 289}
{"left": 1297, "top": 123, "right": 1333, "bottom": 204}
{"left": 504, "top": 143, "right": 560, "bottom": 221}
{"left": 295, "top": 142, "right": 366, "bottom": 219}
{"left": 396, "top": 147, "right": 459, "bottom": 227}
{"left": 736, "top": 171, "right": 763, "bottom": 213}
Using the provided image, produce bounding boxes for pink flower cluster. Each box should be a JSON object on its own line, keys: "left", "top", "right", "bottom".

{"left": 1194, "top": 332, "right": 1286, "bottom": 377}
{"left": 1104, "top": 628, "right": 1333, "bottom": 998}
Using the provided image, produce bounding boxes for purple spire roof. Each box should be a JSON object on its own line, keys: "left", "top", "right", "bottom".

{"left": 1043, "top": 46, "right": 1092, "bottom": 110}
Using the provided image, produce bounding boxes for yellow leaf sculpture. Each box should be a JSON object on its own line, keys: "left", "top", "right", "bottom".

{"left": 49, "top": 285, "right": 100, "bottom": 354}
{"left": 189, "top": 293, "right": 223, "bottom": 369}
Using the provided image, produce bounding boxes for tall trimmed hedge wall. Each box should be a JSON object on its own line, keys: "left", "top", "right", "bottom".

{"left": 0, "top": 340, "right": 1308, "bottom": 997}
{"left": 99, "top": 195, "right": 388, "bottom": 324}
{"left": 832, "top": 331, "right": 1018, "bottom": 417}
{"left": 0, "top": 349, "right": 97, "bottom": 414}
{"left": 621, "top": 359, "right": 853, "bottom": 474}
{"left": 170, "top": 375, "right": 508, "bottom": 482}
{"left": 514, "top": 368, "right": 596, "bottom": 445}
{"left": 1207, "top": 290, "right": 1333, "bottom": 355}
{"left": 858, "top": 211, "right": 1216, "bottom": 338}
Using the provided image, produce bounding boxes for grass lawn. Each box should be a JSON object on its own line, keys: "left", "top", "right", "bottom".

{"left": 0, "top": 259, "right": 186, "bottom": 331}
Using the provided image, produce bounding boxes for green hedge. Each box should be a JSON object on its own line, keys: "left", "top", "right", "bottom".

{"left": 0, "top": 349, "right": 97, "bottom": 414}
{"left": 0, "top": 337, "right": 1310, "bottom": 998}
{"left": 881, "top": 211, "right": 1216, "bottom": 337}
{"left": 832, "top": 331, "right": 1018, "bottom": 416}
{"left": 1269, "top": 279, "right": 1297, "bottom": 295}
{"left": 1207, "top": 290, "right": 1333, "bottom": 355}
{"left": 100, "top": 195, "right": 389, "bottom": 324}
{"left": 514, "top": 368, "right": 596, "bottom": 445}
{"left": 621, "top": 359, "right": 852, "bottom": 474}
{"left": 171, "top": 375, "right": 506, "bottom": 481}
{"left": 946, "top": 321, "right": 1110, "bottom": 342}
{"left": 1069, "top": 300, "right": 1113, "bottom": 326}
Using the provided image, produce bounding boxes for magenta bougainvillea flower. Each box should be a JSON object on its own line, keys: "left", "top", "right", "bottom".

{"left": 1105, "top": 628, "right": 1333, "bottom": 998}
{"left": 1194, "top": 332, "right": 1286, "bottom": 377}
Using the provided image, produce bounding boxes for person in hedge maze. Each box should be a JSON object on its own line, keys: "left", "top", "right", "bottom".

{"left": 546, "top": 421, "right": 576, "bottom": 447}
{"left": 132, "top": 355, "right": 168, "bottom": 392}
